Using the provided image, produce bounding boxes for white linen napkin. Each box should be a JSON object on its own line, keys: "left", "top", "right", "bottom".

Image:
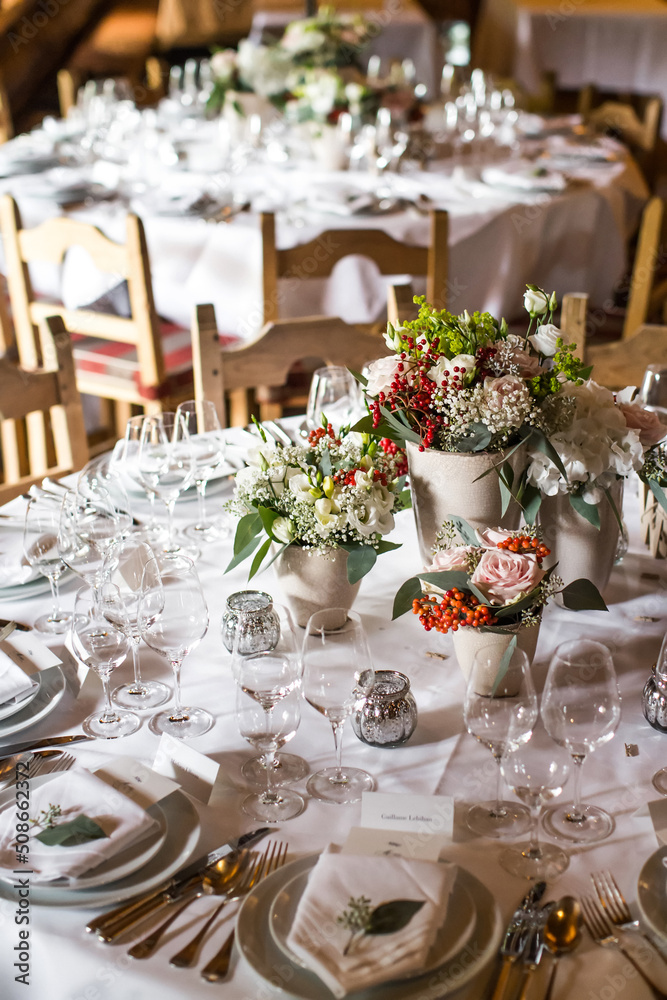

{"left": 0, "top": 651, "right": 37, "bottom": 706}
{"left": 0, "top": 769, "right": 159, "bottom": 883}
{"left": 481, "top": 161, "right": 567, "bottom": 192}
{"left": 286, "top": 851, "right": 457, "bottom": 997}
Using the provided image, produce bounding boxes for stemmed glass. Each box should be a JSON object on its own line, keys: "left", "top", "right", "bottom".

{"left": 70, "top": 589, "right": 140, "bottom": 738}
{"left": 463, "top": 643, "right": 538, "bottom": 838}
{"left": 175, "top": 399, "right": 229, "bottom": 539}
{"left": 111, "top": 415, "right": 164, "bottom": 541}
{"left": 499, "top": 738, "right": 571, "bottom": 879}
{"left": 234, "top": 650, "right": 305, "bottom": 821}
{"left": 77, "top": 455, "right": 134, "bottom": 538}
{"left": 650, "top": 633, "right": 667, "bottom": 795}
{"left": 138, "top": 412, "right": 195, "bottom": 555}
{"left": 138, "top": 556, "right": 212, "bottom": 738}
{"left": 306, "top": 366, "right": 362, "bottom": 434}
{"left": 541, "top": 639, "right": 622, "bottom": 843}
{"left": 301, "top": 609, "right": 375, "bottom": 804}
{"left": 99, "top": 536, "right": 169, "bottom": 710}
{"left": 58, "top": 489, "right": 120, "bottom": 607}
{"left": 23, "top": 495, "right": 72, "bottom": 634}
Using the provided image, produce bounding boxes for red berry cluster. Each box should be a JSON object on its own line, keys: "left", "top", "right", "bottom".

{"left": 412, "top": 589, "right": 498, "bottom": 633}
{"left": 307, "top": 424, "right": 338, "bottom": 446}
{"left": 333, "top": 468, "right": 388, "bottom": 487}
{"left": 496, "top": 535, "right": 550, "bottom": 563}
{"left": 379, "top": 438, "right": 408, "bottom": 477}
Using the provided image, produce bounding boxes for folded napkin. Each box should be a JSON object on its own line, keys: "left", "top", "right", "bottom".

{"left": 0, "top": 532, "right": 35, "bottom": 588}
{"left": 545, "top": 135, "right": 617, "bottom": 160}
{"left": 0, "top": 770, "right": 159, "bottom": 884}
{"left": 481, "top": 161, "right": 567, "bottom": 192}
{"left": 0, "top": 651, "right": 37, "bottom": 707}
{"left": 286, "top": 852, "right": 457, "bottom": 997}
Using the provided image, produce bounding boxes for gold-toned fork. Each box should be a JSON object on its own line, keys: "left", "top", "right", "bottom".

{"left": 591, "top": 869, "right": 667, "bottom": 968}
{"left": 200, "top": 841, "right": 288, "bottom": 982}
{"left": 580, "top": 895, "right": 667, "bottom": 999}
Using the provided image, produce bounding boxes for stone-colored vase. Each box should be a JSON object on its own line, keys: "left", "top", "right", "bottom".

{"left": 452, "top": 623, "right": 541, "bottom": 694}
{"left": 273, "top": 545, "right": 360, "bottom": 627}
{"left": 406, "top": 442, "right": 528, "bottom": 564}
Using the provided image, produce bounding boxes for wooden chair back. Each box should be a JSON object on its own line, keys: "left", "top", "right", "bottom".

{"left": 560, "top": 292, "right": 588, "bottom": 360}
{"left": 624, "top": 196, "right": 666, "bottom": 340}
{"left": 0, "top": 77, "right": 12, "bottom": 144}
{"left": 387, "top": 283, "right": 420, "bottom": 326}
{"left": 578, "top": 86, "right": 663, "bottom": 185}
{"left": 0, "top": 316, "right": 88, "bottom": 502}
{"left": 192, "top": 304, "right": 385, "bottom": 427}
{"left": 260, "top": 209, "right": 449, "bottom": 326}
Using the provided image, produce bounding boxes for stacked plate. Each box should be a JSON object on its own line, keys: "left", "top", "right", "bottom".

{"left": 637, "top": 847, "right": 667, "bottom": 944}
{"left": 236, "top": 855, "right": 503, "bottom": 999}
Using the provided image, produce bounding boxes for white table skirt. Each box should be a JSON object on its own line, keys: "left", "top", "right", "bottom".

{"left": 1, "top": 467, "right": 667, "bottom": 999}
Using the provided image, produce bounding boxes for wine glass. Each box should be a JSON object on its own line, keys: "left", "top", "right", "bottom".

{"left": 138, "top": 412, "right": 195, "bottom": 555}
{"left": 22, "top": 495, "right": 72, "bottom": 634}
{"left": 175, "top": 399, "right": 229, "bottom": 539}
{"left": 229, "top": 600, "right": 309, "bottom": 785}
{"left": 499, "top": 738, "right": 571, "bottom": 879}
{"left": 58, "top": 489, "right": 120, "bottom": 606}
{"left": 463, "top": 643, "right": 538, "bottom": 838}
{"left": 77, "top": 455, "right": 134, "bottom": 538}
{"left": 111, "top": 415, "right": 164, "bottom": 541}
{"left": 301, "top": 608, "right": 375, "bottom": 804}
{"left": 138, "top": 556, "right": 212, "bottom": 738}
{"left": 650, "top": 633, "right": 667, "bottom": 795}
{"left": 70, "top": 589, "right": 140, "bottom": 738}
{"left": 234, "top": 650, "right": 305, "bottom": 821}
{"left": 99, "top": 536, "right": 169, "bottom": 710}
{"left": 306, "top": 367, "right": 362, "bottom": 434}
{"left": 639, "top": 364, "right": 667, "bottom": 418}
{"left": 541, "top": 639, "right": 622, "bottom": 843}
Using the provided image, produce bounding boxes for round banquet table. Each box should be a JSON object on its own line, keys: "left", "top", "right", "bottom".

{"left": 1, "top": 453, "right": 667, "bottom": 1000}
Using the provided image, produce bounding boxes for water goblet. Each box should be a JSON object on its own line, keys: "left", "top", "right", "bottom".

{"left": 234, "top": 651, "right": 305, "bottom": 821}
{"left": 70, "top": 590, "right": 140, "bottom": 739}
{"left": 58, "top": 489, "right": 120, "bottom": 606}
{"left": 175, "top": 399, "right": 229, "bottom": 540}
{"left": 139, "top": 556, "right": 212, "bottom": 739}
{"left": 301, "top": 608, "right": 375, "bottom": 804}
{"left": 541, "top": 639, "right": 621, "bottom": 843}
{"left": 23, "top": 495, "right": 72, "bottom": 634}
{"left": 463, "top": 643, "right": 538, "bottom": 838}
{"left": 138, "top": 412, "right": 195, "bottom": 555}
{"left": 77, "top": 455, "right": 134, "bottom": 538}
{"left": 499, "top": 738, "right": 571, "bottom": 879}
{"left": 111, "top": 415, "right": 164, "bottom": 541}
{"left": 306, "top": 366, "right": 362, "bottom": 434}
{"left": 99, "top": 536, "right": 169, "bottom": 710}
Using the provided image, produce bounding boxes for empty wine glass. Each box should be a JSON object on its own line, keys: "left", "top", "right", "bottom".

{"left": 640, "top": 364, "right": 667, "bottom": 419}
{"left": 650, "top": 633, "right": 667, "bottom": 795}
{"left": 306, "top": 367, "right": 362, "bottom": 434}
{"left": 111, "top": 415, "right": 164, "bottom": 541}
{"left": 139, "top": 556, "right": 212, "bottom": 738}
{"left": 463, "top": 643, "right": 538, "bottom": 838}
{"left": 99, "top": 537, "right": 169, "bottom": 710}
{"left": 541, "top": 639, "right": 621, "bottom": 843}
{"left": 175, "top": 399, "right": 229, "bottom": 539}
{"left": 77, "top": 455, "right": 134, "bottom": 538}
{"left": 301, "top": 608, "right": 375, "bottom": 804}
{"left": 58, "top": 489, "right": 120, "bottom": 605}
{"left": 234, "top": 650, "right": 305, "bottom": 821}
{"left": 23, "top": 495, "right": 72, "bottom": 634}
{"left": 499, "top": 738, "right": 571, "bottom": 879}
{"left": 71, "top": 589, "right": 140, "bottom": 739}
{"left": 138, "top": 412, "right": 195, "bottom": 554}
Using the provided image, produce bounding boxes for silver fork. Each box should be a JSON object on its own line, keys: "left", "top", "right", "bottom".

{"left": 580, "top": 895, "right": 667, "bottom": 999}
{"left": 592, "top": 870, "right": 667, "bottom": 963}
{"left": 35, "top": 752, "right": 75, "bottom": 777}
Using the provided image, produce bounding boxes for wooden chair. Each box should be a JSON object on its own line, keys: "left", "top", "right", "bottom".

{"left": 0, "top": 77, "right": 12, "bottom": 144}
{"left": 586, "top": 323, "right": 667, "bottom": 392}
{"left": 559, "top": 292, "right": 588, "bottom": 360}
{"left": 192, "top": 304, "right": 386, "bottom": 427}
{"left": 57, "top": 59, "right": 166, "bottom": 118}
{"left": 0, "top": 194, "right": 199, "bottom": 442}
{"left": 260, "top": 210, "right": 449, "bottom": 327}
{"left": 0, "top": 316, "right": 88, "bottom": 503}
{"left": 578, "top": 87, "right": 663, "bottom": 187}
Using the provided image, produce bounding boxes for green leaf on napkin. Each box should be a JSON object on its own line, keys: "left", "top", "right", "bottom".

{"left": 35, "top": 814, "right": 108, "bottom": 848}
{"left": 337, "top": 895, "right": 425, "bottom": 955}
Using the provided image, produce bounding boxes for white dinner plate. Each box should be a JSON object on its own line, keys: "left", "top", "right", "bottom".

{"left": 637, "top": 845, "right": 667, "bottom": 942}
{"left": 237, "top": 855, "right": 503, "bottom": 999}
{"left": 0, "top": 787, "right": 200, "bottom": 907}
{"left": 0, "top": 772, "right": 168, "bottom": 889}
{"left": 0, "top": 678, "right": 41, "bottom": 722}
{"left": 0, "top": 664, "right": 66, "bottom": 740}
{"left": 269, "top": 860, "right": 476, "bottom": 980}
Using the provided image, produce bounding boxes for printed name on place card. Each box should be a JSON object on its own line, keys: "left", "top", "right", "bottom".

{"left": 153, "top": 732, "right": 220, "bottom": 804}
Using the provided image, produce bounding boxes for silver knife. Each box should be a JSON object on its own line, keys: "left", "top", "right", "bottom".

{"left": 0, "top": 735, "right": 92, "bottom": 760}
{"left": 0, "top": 749, "right": 63, "bottom": 782}
{"left": 490, "top": 881, "right": 547, "bottom": 1000}
{"left": 86, "top": 826, "right": 273, "bottom": 940}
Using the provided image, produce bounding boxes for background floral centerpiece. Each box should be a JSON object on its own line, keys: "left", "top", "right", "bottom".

{"left": 208, "top": 40, "right": 293, "bottom": 115}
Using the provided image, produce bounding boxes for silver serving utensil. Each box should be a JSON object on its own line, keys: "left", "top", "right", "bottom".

{"left": 490, "top": 881, "right": 547, "bottom": 1000}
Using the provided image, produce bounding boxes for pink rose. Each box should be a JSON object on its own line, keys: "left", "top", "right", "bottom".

{"left": 476, "top": 527, "right": 514, "bottom": 549}
{"left": 483, "top": 374, "right": 527, "bottom": 412}
{"left": 470, "top": 549, "right": 545, "bottom": 606}
{"left": 619, "top": 404, "right": 667, "bottom": 447}
{"left": 506, "top": 346, "right": 544, "bottom": 378}
{"left": 425, "top": 546, "right": 475, "bottom": 573}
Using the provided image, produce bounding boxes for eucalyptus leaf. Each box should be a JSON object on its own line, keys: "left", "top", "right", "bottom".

{"left": 36, "top": 815, "right": 108, "bottom": 848}
{"left": 529, "top": 428, "right": 569, "bottom": 482}
{"left": 233, "top": 512, "right": 263, "bottom": 556}
{"left": 602, "top": 485, "right": 623, "bottom": 532}
{"left": 257, "top": 505, "right": 281, "bottom": 539}
{"left": 450, "top": 516, "right": 477, "bottom": 546}
{"left": 348, "top": 368, "right": 368, "bottom": 387}
{"left": 491, "top": 634, "right": 518, "bottom": 696}
{"left": 319, "top": 449, "right": 333, "bottom": 479}
{"left": 366, "top": 899, "right": 425, "bottom": 936}
{"left": 649, "top": 478, "right": 667, "bottom": 515}
{"left": 560, "top": 578, "right": 608, "bottom": 612}
{"left": 248, "top": 536, "right": 272, "bottom": 579}
{"left": 569, "top": 492, "right": 601, "bottom": 529}
{"left": 392, "top": 576, "right": 424, "bottom": 619}
{"left": 376, "top": 540, "right": 402, "bottom": 555}
{"left": 225, "top": 534, "right": 261, "bottom": 573}
{"left": 456, "top": 423, "right": 493, "bottom": 453}
{"left": 521, "top": 484, "right": 542, "bottom": 523}
{"left": 399, "top": 488, "right": 412, "bottom": 508}
{"left": 344, "top": 545, "right": 377, "bottom": 584}
{"left": 378, "top": 406, "right": 422, "bottom": 444}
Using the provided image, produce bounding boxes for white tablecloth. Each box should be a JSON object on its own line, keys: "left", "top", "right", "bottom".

{"left": 1, "top": 465, "right": 667, "bottom": 999}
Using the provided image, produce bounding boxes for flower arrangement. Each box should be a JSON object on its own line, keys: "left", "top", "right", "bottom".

{"left": 226, "top": 422, "right": 407, "bottom": 584}
{"left": 208, "top": 41, "right": 293, "bottom": 113}
{"left": 279, "top": 6, "right": 372, "bottom": 70}
{"left": 392, "top": 517, "right": 607, "bottom": 629}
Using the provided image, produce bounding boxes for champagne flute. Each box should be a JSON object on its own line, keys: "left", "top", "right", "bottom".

{"left": 71, "top": 589, "right": 140, "bottom": 739}
{"left": 138, "top": 412, "right": 195, "bottom": 555}
{"left": 463, "top": 643, "right": 538, "bottom": 838}
{"left": 234, "top": 650, "right": 305, "bottom": 821}
{"left": 22, "top": 495, "right": 72, "bottom": 634}
{"left": 175, "top": 399, "right": 229, "bottom": 539}
{"left": 99, "top": 537, "right": 169, "bottom": 709}
{"left": 541, "top": 638, "right": 621, "bottom": 843}
{"left": 301, "top": 608, "right": 375, "bottom": 804}
{"left": 139, "top": 556, "right": 212, "bottom": 738}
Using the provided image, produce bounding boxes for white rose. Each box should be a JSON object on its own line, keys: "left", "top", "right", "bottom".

{"left": 427, "top": 354, "right": 477, "bottom": 387}
{"left": 289, "top": 473, "right": 317, "bottom": 504}
{"left": 528, "top": 323, "right": 562, "bottom": 357}
{"left": 210, "top": 49, "right": 237, "bottom": 83}
{"left": 347, "top": 502, "right": 394, "bottom": 537}
{"left": 365, "top": 356, "right": 402, "bottom": 397}
{"left": 524, "top": 288, "right": 549, "bottom": 316}
{"left": 272, "top": 516, "right": 293, "bottom": 544}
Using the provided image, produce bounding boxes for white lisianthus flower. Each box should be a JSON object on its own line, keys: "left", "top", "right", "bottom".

{"left": 364, "top": 356, "right": 402, "bottom": 396}
{"left": 370, "top": 483, "right": 395, "bottom": 516}
{"left": 272, "top": 516, "right": 294, "bottom": 544}
{"left": 529, "top": 323, "right": 561, "bottom": 357}
{"left": 427, "top": 354, "right": 477, "bottom": 387}
{"left": 289, "top": 473, "right": 317, "bottom": 504}
{"left": 210, "top": 49, "right": 237, "bottom": 83}
{"left": 313, "top": 498, "right": 342, "bottom": 535}
{"left": 281, "top": 23, "right": 326, "bottom": 54}
{"left": 524, "top": 288, "right": 549, "bottom": 316}
{"left": 347, "top": 501, "right": 394, "bottom": 537}
{"left": 353, "top": 468, "right": 374, "bottom": 490}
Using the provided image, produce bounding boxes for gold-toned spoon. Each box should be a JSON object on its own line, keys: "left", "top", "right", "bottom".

{"left": 543, "top": 896, "right": 583, "bottom": 1000}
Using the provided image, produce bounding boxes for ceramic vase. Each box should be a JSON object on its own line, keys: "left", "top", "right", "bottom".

{"left": 451, "top": 623, "right": 541, "bottom": 694}
{"left": 273, "top": 545, "right": 360, "bottom": 627}
{"left": 406, "top": 442, "right": 528, "bottom": 564}
{"left": 309, "top": 123, "right": 349, "bottom": 171}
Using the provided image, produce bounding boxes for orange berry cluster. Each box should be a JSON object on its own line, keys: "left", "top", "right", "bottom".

{"left": 412, "top": 589, "right": 498, "bottom": 634}
{"left": 496, "top": 535, "right": 550, "bottom": 563}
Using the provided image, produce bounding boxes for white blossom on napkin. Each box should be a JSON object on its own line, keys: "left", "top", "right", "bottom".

{"left": 0, "top": 770, "right": 159, "bottom": 883}
{"left": 0, "top": 651, "right": 37, "bottom": 707}
{"left": 286, "top": 852, "right": 457, "bottom": 997}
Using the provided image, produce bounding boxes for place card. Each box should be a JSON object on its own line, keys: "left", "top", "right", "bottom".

{"left": 341, "top": 827, "right": 443, "bottom": 861}
{"left": 153, "top": 733, "right": 220, "bottom": 804}
{"left": 360, "top": 791, "right": 455, "bottom": 841}
{"left": 0, "top": 630, "right": 61, "bottom": 676}
{"left": 94, "top": 756, "right": 180, "bottom": 810}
